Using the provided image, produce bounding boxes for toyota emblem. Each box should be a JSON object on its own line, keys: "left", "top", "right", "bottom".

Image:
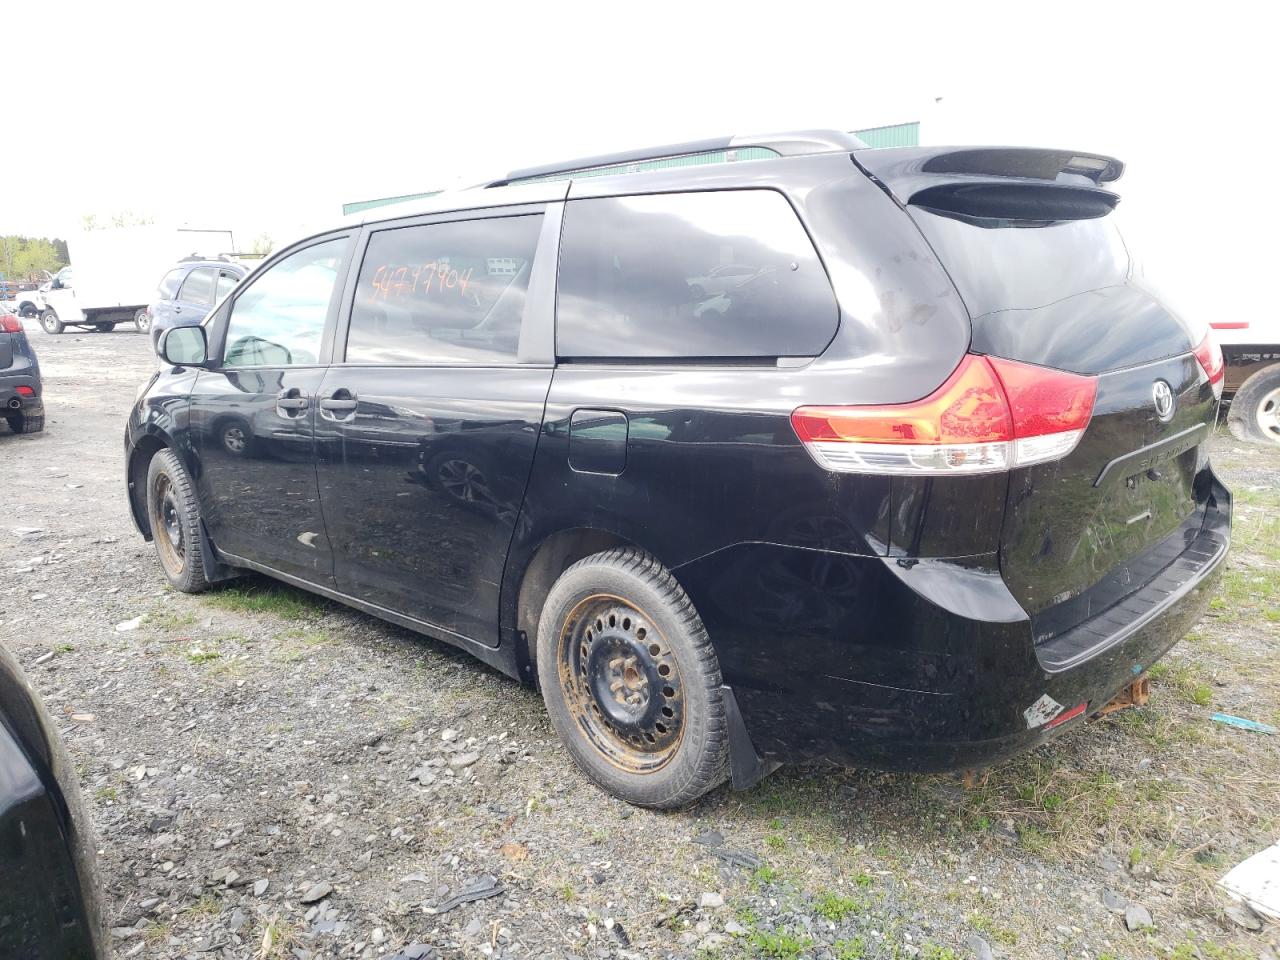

{"left": 1153, "top": 380, "right": 1176, "bottom": 422}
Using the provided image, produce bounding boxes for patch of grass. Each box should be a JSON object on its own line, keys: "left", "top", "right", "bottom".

{"left": 967, "top": 912, "right": 1017, "bottom": 946}
{"left": 273, "top": 627, "right": 333, "bottom": 663}
{"left": 832, "top": 937, "right": 866, "bottom": 960}
{"left": 765, "top": 833, "right": 787, "bottom": 850}
{"left": 54, "top": 643, "right": 75, "bottom": 654}
{"left": 1168, "top": 939, "right": 1254, "bottom": 960}
{"left": 751, "top": 865, "right": 780, "bottom": 886}
{"left": 185, "top": 894, "right": 222, "bottom": 918}
{"left": 204, "top": 583, "right": 324, "bottom": 621}
{"left": 814, "top": 892, "right": 864, "bottom": 922}
{"left": 94, "top": 785, "right": 117, "bottom": 802}
{"left": 558, "top": 883, "right": 576, "bottom": 902}
{"left": 749, "top": 929, "right": 811, "bottom": 959}
{"left": 149, "top": 608, "right": 198, "bottom": 631}
{"left": 853, "top": 871, "right": 873, "bottom": 888}
{"left": 1152, "top": 660, "right": 1217, "bottom": 708}
{"left": 919, "top": 946, "right": 959, "bottom": 960}
{"left": 256, "top": 916, "right": 300, "bottom": 960}
{"left": 143, "top": 920, "right": 171, "bottom": 945}
{"left": 1017, "top": 823, "right": 1050, "bottom": 855}
{"left": 186, "top": 649, "right": 221, "bottom": 665}
{"left": 734, "top": 906, "right": 761, "bottom": 930}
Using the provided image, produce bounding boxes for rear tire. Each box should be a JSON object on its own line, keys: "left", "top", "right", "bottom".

{"left": 1227, "top": 365, "right": 1280, "bottom": 446}
{"left": 5, "top": 411, "right": 44, "bottom": 434}
{"left": 536, "top": 547, "right": 728, "bottom": 808}
{"left": 145, "top": 449, "right": 212, "bottom": 593}
{"left": 40, "top": 309, "right": 64, "bottom": 334}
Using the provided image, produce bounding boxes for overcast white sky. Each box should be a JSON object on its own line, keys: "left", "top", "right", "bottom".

{"left": 4, "top": 1, "right": 1274, "bottom": 321}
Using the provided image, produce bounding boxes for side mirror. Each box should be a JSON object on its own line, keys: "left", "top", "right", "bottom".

{"left": 158, "top": 325, "right": 209, "bottom": 367}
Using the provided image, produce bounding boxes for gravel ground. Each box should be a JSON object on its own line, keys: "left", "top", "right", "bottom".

{"left": 1, "top": 327, "right": 1277, "bottom": 960}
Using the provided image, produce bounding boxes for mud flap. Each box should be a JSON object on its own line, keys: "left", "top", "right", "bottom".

{"left": 722, "top": 685, "right": 781, "bottom": 790}
{"left": 200, "top": 520, "right": 240, "bottom": 585}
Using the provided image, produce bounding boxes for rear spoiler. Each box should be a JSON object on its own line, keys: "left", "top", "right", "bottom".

{"left": 852, "top": 146, "right": 1124, "bottom": 223}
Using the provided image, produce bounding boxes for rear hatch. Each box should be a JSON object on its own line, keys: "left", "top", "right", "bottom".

{"left": 855, "top": 146, "right": 1220, "bottom": 645}
{"left": 0, "top": 318, "right": 15, "bottom": 368}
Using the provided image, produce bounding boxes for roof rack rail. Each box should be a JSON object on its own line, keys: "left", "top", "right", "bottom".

{"left": 490, "top": 129, "right": 867, "bottom": 187}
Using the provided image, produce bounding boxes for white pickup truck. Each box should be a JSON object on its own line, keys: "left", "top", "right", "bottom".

{"left": 10, "top": 277, "right": 52, "bottom": 319}
{"left": 1218, "top": 319, "right": 1280, "bottom": 446}
{"left": 37, "top": 226, "right": 233, "bottom": 334}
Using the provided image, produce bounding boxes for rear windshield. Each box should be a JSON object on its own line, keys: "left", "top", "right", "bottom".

{"left": 911, "top": 209, "right": 1196, "bottom": 374}
{"left": 911, "top": 212, "right": 1130, "bottom": 319}
{"left": 556, "top": 189, "right": 838, "bottom": 359}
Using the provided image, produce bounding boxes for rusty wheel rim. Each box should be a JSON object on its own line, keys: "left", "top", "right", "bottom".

{"left": 557, "top": 595, "right": 685, "bottom": 774}
{"left": 150, "top": 473, "right": 186, "bottom": 577}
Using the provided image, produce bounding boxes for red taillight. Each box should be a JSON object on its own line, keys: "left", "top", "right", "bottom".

{"left": 791, "top": 354, "right": 1098, "bottom": 475}
{"left": 1192, "top": 331, "right": 1225, "bottom": 400}
{"left": 15, "top": 386, "right": 35, "bottom": 397}
{"left": 0, "top": 315, "right": 22, "bottom": 333}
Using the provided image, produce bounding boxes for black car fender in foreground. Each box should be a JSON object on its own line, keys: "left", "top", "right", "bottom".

{"left": 0, "top": 643, "right": 105, "bottom": 959}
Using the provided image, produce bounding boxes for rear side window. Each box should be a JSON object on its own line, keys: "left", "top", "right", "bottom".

{"left": 345, "top": 214, "right": 543, "bottom": 365}
{"left": 556, "top": 190, "right": 837, "bottom": 359}
{"left": 216, "top": 270, "right": 240, "bottom": 301}
{"left": 178, "top": 267, "right": 216, "bottom": 305}
{"left": 158, "top": 268, "right": 185, "bottom": 299}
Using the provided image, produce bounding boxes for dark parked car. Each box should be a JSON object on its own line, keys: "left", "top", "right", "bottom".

{"left": 145, "top": 256, "right": 249, "bottom": 347}
{"left": 0, "top": 643, "right": 105, "bottom": 959}
{"left": 125, "top": 130, "right": 1231, "bottom": 808}
{"left": 0, "top": 311, "right": 43, "bottom": 434}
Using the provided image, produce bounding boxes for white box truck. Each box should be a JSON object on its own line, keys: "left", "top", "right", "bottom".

{"left": 37, "top": 226, "right": 233, "bottom": 334}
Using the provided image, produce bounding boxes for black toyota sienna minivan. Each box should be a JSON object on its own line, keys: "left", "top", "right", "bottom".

{"left": 126, "top": 130, "right": 1230, "bottom": 808}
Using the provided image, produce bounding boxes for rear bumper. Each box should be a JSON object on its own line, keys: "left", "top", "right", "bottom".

{"left": 0, "top": 370, "right": 42, "bottom": 416}
{"left": 677, "top": 471, "right": 1231, "bottom": 773}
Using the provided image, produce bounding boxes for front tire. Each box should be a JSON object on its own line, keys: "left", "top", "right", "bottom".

{"left": 40, "top": 309, "right": 64, "bottom": 334}
{"left": 134, "top": 308, "right": 151, "bottom": 333}
{"left": 145, "top": 449, "right": 212, "bottom": 593}
{"left": 1228, "top": 365, "right": 1280, "bottom": 446}
{"left": 537, "top": 547, "right": 728, "bottom": 808}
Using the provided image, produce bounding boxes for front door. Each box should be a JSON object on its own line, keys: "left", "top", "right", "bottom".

{"left": 191, "top": 234, "right": 353, "bottom": 583}
{"left": 314, "top": 210, "right": 554, "bottom": 642}
{"left": 43, "top": 267, "right": 79, "bottom": 323}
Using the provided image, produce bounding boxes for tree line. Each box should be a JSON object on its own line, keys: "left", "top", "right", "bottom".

{"left": 0, "top": 236, "right": 69, "bottom": 283}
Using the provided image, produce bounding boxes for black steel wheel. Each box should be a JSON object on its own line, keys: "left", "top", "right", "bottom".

{"left": 145, "top": 449, "right": 212, "bottom": 593}
{"left": 558, "top": 597, "right": 686, "bottom": 773}
{"left": 537, "top": 547, "right": 728, "bottom": 808}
